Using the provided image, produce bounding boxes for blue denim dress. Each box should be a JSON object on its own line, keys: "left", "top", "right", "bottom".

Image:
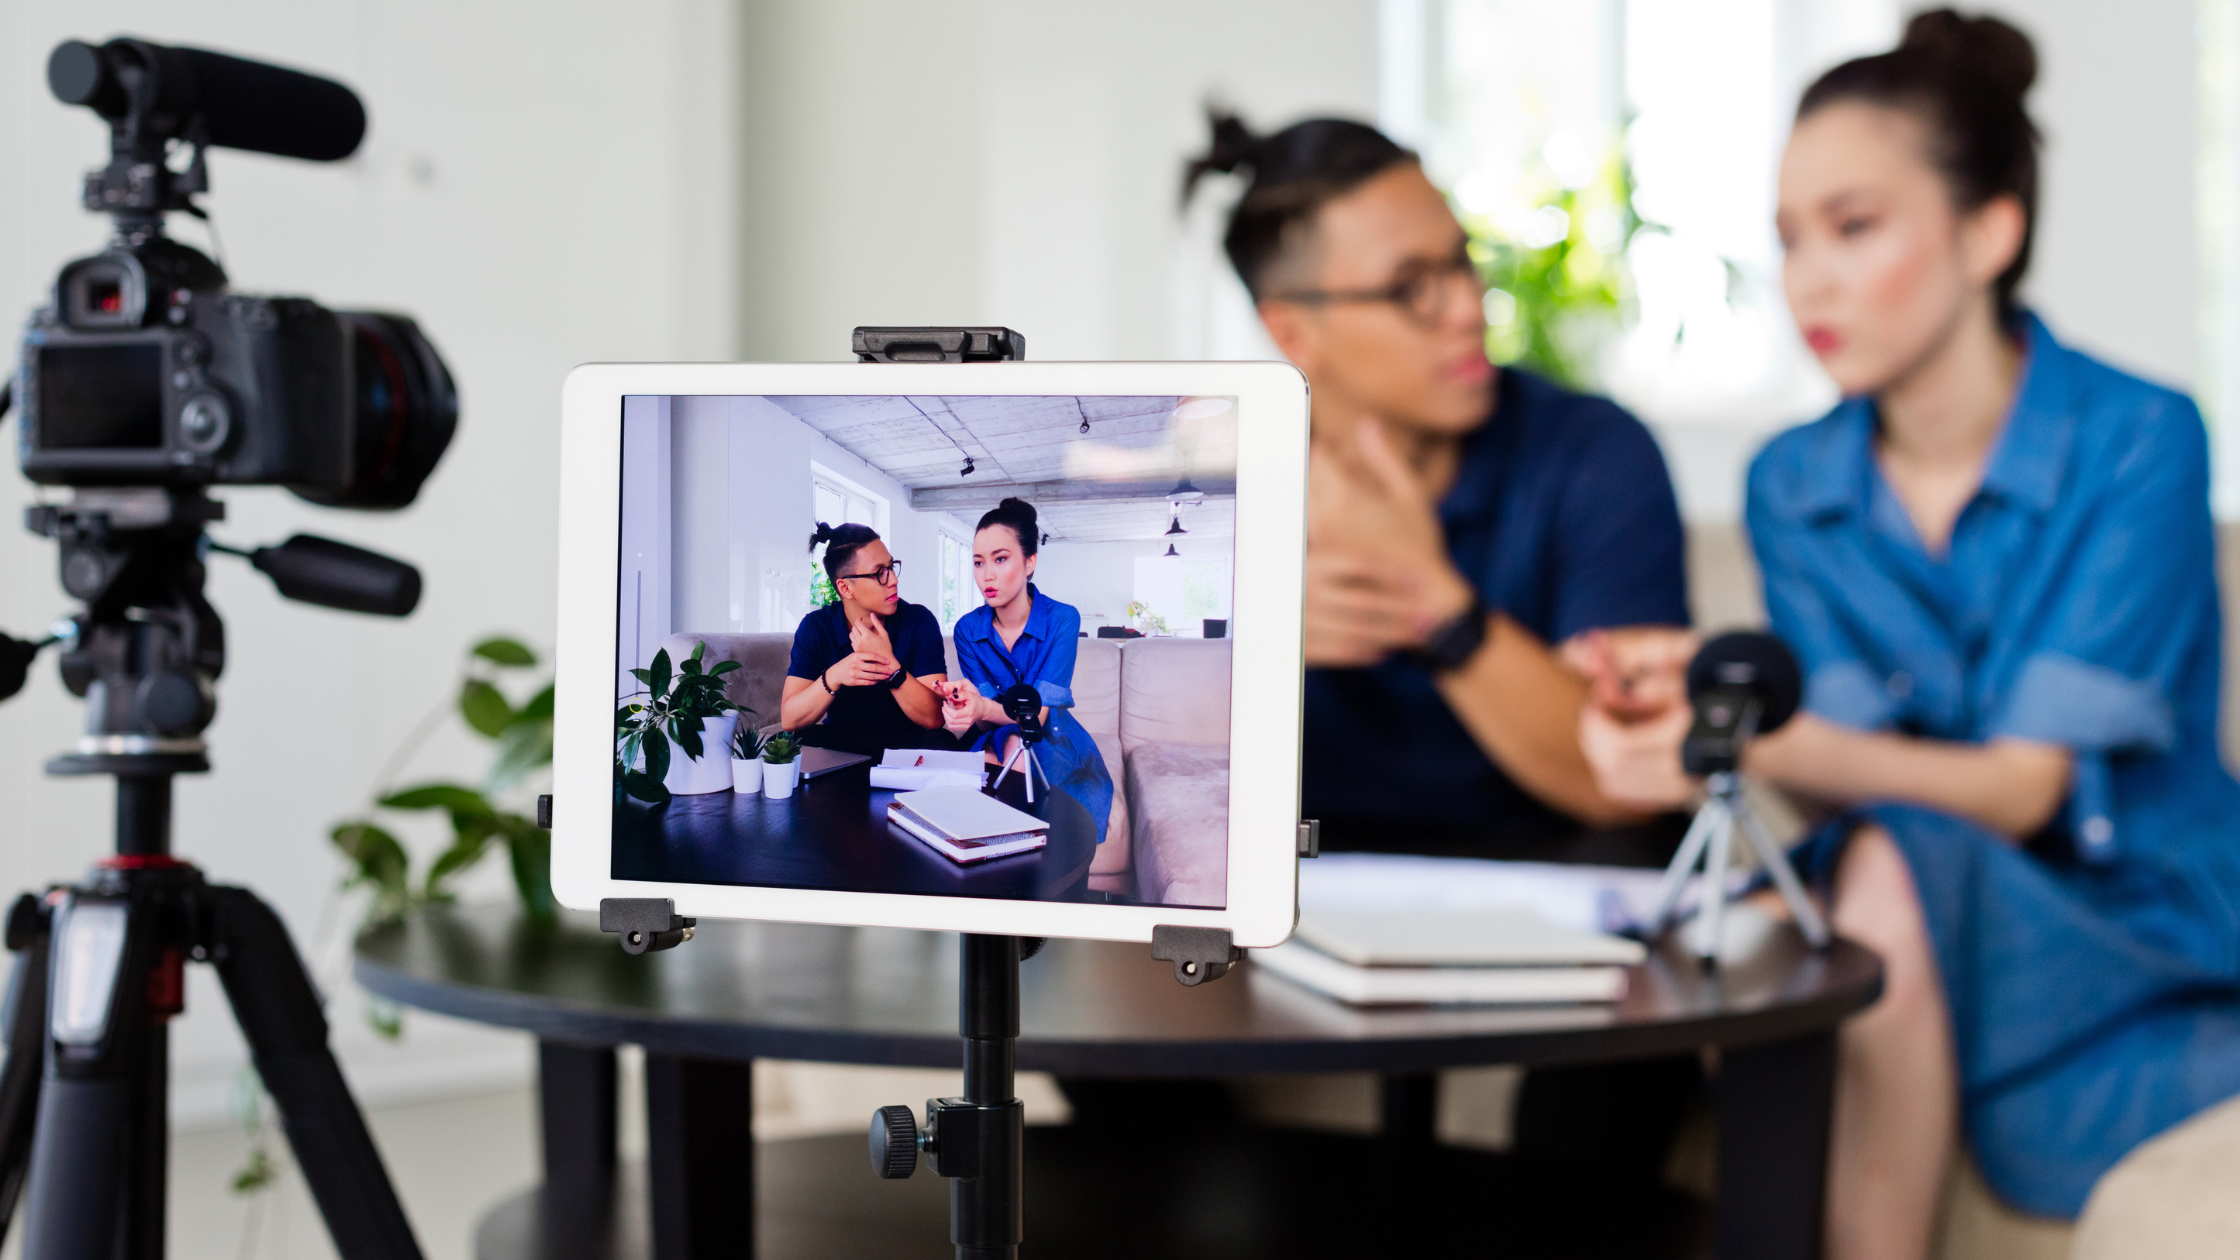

{"left": 1749, "top": 313, "right": 2240, "bottom": 1216}
{"left": 953, "top": 586, "right": 1115, "bottom": 844}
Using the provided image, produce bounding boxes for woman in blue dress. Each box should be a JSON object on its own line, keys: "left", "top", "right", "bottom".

{"left": 940, "top": 498, "right": 1116, "bottom": 845}
{"left": 1581, "top": 13, "right": 2240, "bottom": 1257}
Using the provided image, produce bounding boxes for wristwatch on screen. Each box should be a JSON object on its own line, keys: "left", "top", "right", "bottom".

{"left": 881, "top": 666, "right": 907, "bottom": 690}
{"left": 1415, "top": 596, "right": 1489, "bottom": 674}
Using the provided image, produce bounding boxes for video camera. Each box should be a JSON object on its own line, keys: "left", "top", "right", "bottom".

{"left": 16, "top": 38, "right": 455, "bottom": 507}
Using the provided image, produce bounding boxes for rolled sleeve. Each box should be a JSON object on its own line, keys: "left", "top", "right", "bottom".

{"left": 1992, "top": 652, "right": 2175, "bottom": 754}
{"left": 1805, "top": 660, "right": 1900, "bottom": 731}
{"left": 1032, "top": 679, "right": 1075, "bottom": 708}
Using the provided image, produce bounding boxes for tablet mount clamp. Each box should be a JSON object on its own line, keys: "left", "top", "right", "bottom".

{"left": 590, "top": 327, "right": 1286, "bottom": 1260}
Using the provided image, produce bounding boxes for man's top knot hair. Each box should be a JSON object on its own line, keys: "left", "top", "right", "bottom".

{"left": 1180, "top": 108, "right": 1416, "bottom": 301}
{"left": 809, "top": 520, "right": 881, "bottom": 584}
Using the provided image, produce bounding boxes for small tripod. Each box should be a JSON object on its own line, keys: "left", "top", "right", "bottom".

{"left": 989, "top": 683, "right": 1047, "bottom": 804}
{"left": 1646, "top": 770, "right": 1830, "bottom": 967}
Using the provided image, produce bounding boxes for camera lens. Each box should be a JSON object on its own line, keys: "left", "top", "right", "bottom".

{"left": 289, "top": 312, "right": 458, "bottom": 510}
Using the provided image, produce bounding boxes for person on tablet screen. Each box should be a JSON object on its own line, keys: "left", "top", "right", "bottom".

{"left": 779, "top": 522, "right": 951, "bottom": 757}
{"left": 939, "top": 498, "right": 1116, "bottom": 844}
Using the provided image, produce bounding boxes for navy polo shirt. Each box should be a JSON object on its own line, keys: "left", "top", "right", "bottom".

{"left": 1301, "top": 367, "right": 1688, "bottom": 842}
{"left": 787, "top": 598, "right": 948, "bottom": 754}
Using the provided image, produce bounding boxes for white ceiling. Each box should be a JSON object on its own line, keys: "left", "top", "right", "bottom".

{"left": 764, "top": 394, "right": 1235, "bottom": 543}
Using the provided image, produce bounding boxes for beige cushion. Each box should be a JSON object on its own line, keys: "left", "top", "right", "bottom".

{"left": 1931, "top": 1155, "right": 2073, "bottom": 1260}
{"left": 1126, "top": 742, "right": 1229, "bottom": 907}
{"left": 2072, "top": 1092, "right": 2240, "bottom": 1258}
{"left": 1069, "top": 638, "right": 1122, "bottom": 741}
{"left": 1118, "top": 639, "right": 1233, "bottom": 755}
{"left": 659, "top": 631, "right": 792, "bottom": 728}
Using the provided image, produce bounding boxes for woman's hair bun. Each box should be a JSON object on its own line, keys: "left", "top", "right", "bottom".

{"left": 1900, "top": 8, "right": 2037, "bottom": 98}
{"left": 996, "top": 496, "right": 1037, "bottom": 530}
{"left": 975, "top": 496, "right": 1041, "bottom": 556}
{"left": 1182, "top": 110, "right": 1261, "bottom": 203}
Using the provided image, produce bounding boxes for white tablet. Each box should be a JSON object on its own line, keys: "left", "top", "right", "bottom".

{"left": 551, "top": 362, "right": 1308, "bottom": 948}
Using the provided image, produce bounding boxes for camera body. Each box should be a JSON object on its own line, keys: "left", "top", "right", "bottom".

{"left": 19, "top": 235, "right": 455, "bottom": 509}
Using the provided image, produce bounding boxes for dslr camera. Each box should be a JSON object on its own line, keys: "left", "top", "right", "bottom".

{"left": 17, "top": 37, "right": 455, "bottom": 508}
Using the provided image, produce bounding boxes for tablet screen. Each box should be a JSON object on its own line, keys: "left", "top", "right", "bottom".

{"left": 611, "top": 394, "right": 1237, "bottom": 910}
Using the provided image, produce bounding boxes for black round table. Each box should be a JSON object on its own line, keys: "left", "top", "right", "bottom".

{"left": 355, "top": 904, "right": 1880, "bottom": 1260}
{"left": 608, "top": 761, "right": 1099, "bottom": 903}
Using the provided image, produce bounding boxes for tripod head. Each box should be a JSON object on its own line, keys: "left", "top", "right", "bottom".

{"left": 0, "top": 486, "right": 420, "bottom": 781}
{"left": 1681, "top": 631, "right": 1802, "bottom": 777}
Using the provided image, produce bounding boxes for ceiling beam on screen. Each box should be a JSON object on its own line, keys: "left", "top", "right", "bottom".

{"left": 909, "top": 477, "right": 1237, "bottom": 512}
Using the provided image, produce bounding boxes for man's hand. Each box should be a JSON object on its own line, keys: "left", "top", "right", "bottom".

{"left": 825, "top": 651, "right": 896, "bottom": 689}
{"left": 1304, "top": 418, "right": 1476, "bottom": 668}
{"left": 849, "top": 614, "right": 897, "bottom": 672}
{"left": 1578, "top": 699, "right": 1696, "bottom": 811}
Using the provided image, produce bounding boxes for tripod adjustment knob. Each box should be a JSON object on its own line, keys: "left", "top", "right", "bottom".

{"left": 869, "top": 1104, "right": 919, "bottom": 1179}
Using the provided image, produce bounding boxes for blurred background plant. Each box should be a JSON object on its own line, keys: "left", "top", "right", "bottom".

{"left": 329, "top": 636, "right": 556, "bottom": 955}
{"left": 1456, "top": 138, "right": 1662, "bottom": 391}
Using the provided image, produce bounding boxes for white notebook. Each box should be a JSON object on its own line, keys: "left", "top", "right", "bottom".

{"left": 1292, "top": 907, "right": 1646, "bottom": 968}
{"left": 886, "top": 786, "right": 1048, "bottom": 865}
{"left": 870, "top": 748, "right": 988, "bottom": 792}
{"left": 1252, "top": 942, "right": 1628, "bottom": 1007}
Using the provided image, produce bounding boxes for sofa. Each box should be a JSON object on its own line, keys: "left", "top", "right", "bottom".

{"left": 655, "top": 631, "right": 1231, "bottom": 903}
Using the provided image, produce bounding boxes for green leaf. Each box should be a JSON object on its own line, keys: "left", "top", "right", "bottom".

{"left": 670, "top": 715, "right": 705, "bottom": 762}
{"left": 513, "top": 684, "right": 556, "bottom": 725}
{"left": 231, "top": 1147, "right": 276, "bottom": 1195}
{"left": 709, "top": 659, "right": 742, "bottom": 677}
{"left": 499, "top": 816, "right": 556, "bottom": 925}
{"left": 459, "top": 679, "right": 513, "bottom": 739}
{"left": 620, "top": 768, "right": 670, "bottom": 804}
{"left": 470, "top": 637, "right": 538, "bottom": 668}
{"left": 423, "top": 826, "right": 493, "bottom": 900}
{"left": 380, "top": 783, "right": 497, "bottom": 816}
{"left": 487, "top": 720, "right": 554, "bottom": 794}
{"left": 642, "top": 729, "right": 671, "bottom": 784}
{"left": 646, "top": 649, "right": 672, "bottom": 701}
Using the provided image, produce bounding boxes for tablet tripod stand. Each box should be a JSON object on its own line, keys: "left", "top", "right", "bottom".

{"left": 0, "top": 488, "right": 424, "bottom": 1259}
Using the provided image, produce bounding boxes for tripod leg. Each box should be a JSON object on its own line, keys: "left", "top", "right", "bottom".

{"left": 1735, "top": 804, "right": 1832, "bottom": 948}
{"left": 1699, "top": 806, "right": 1734, "bottom": 966}
{"left": 1647, "top": 806, "right": 1718, "bottom": 937}
{"left": 207, "top": 886, "right": 424, "bottom": 1260}
{"left": 0, "top": 905, "right": 51, "bottom": 1244}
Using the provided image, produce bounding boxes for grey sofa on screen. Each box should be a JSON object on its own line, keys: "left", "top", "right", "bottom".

{"left": 654, "top": 631, "right": 1232, "bottom": 901}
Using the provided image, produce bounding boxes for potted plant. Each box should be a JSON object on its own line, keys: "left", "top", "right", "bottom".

{"left": 761, "top": 729, "right": 803, "bottom": 799}
{"left": 616, "top": 642, "right": 741, "bottom": 804}
{"left": 730, "top": 721, "right": 766, "bottom": 795}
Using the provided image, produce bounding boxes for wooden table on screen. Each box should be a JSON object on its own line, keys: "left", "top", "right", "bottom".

{"left": 354, "top": 904, "right": 1880, "bottom": 1260}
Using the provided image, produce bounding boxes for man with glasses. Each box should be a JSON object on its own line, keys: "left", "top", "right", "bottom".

{"left": 780, "top": 524, "right": 954, "bottom": 755}
{"left": 1189, "top": 117, "right": 1694, "bottom": 862}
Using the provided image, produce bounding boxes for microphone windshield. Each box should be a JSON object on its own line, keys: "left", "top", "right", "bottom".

{"left": 49, "top": 39, "right": 367, "bottom": 163}
{"left": 1685, "top": 631, "right": 1803, "bottom": 734}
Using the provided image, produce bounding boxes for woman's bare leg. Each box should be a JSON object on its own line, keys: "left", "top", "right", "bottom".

{"left": 1824, "top": 824, "right": 1957, "bottom": 1260}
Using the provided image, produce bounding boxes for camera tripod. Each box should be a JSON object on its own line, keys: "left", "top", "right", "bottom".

{"left": 1645, "top": 770, "right": 1830, "bottom": 967}
{"left": 989, "top": 684, "right": 1048, "bottom": 804}
{"left": 0, "top": 487, "right": 425, "bottom": 1260}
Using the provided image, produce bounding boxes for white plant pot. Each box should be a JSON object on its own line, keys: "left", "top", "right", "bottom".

{"left": 731, "top": 756, "right": 763, "bottom": 795}
{"left": 660, "top": 714, "right": 738, "bottom": 796}
{"left": 762, "top": 756, "right": 801, "bottom": 799}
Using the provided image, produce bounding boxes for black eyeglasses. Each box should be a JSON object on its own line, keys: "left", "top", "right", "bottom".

{"left": 1270, "top": 246, "right": 1484, "bottom": 328}
{"left": 836, "top": 560, "right": 901, "bottom": 585}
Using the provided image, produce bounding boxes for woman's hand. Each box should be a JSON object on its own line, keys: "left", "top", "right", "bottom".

{"left": 941, "top": 679, "right": 981, "bottom": 735}
{"left": 825, "top": 651, "right": 896, "bottom": 689}
{"left": 1303, "top": 418, "right": 1476, "bottom": 667}
{"left": 1561, "top": 627, "right": 1699, "bottom": 720}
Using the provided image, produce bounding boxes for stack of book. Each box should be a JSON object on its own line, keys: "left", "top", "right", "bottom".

{"left": 1252, "top": 907, "right": 1645, "bottom": 1006}
{"left": 886, "top": 786, "right": 1048, "bottom": 864}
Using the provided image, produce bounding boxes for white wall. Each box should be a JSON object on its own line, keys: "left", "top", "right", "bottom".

{"left": 664, "top": 398, "right": 967, "bottom": 643}
{"left": 1035, "top": 539, "right": 1170, "bottom": 632}
{"left": 0, "top": 1, "right": 740, "bottom": 1123}
{"left": 733, "top": 0, "right": 1382, "bottom": 363}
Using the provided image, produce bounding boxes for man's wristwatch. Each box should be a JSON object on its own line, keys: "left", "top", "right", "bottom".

{"left": 881, "top": 666, "right": 907, "bottom": 690}
{"left": 1415, "top": 596, "right": 1490, "bottom": 674}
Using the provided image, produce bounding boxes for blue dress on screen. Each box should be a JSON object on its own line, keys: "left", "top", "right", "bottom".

{"left": 952, "top": 586, "right": 1115, "bottom": 844}
{"left": 1751, "top": 313, "right": 2240, "bottom": 1217}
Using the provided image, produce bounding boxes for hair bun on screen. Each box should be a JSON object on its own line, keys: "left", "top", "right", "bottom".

{"left": 1900, "top": 8, "right": 2037, "bottom": 97}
